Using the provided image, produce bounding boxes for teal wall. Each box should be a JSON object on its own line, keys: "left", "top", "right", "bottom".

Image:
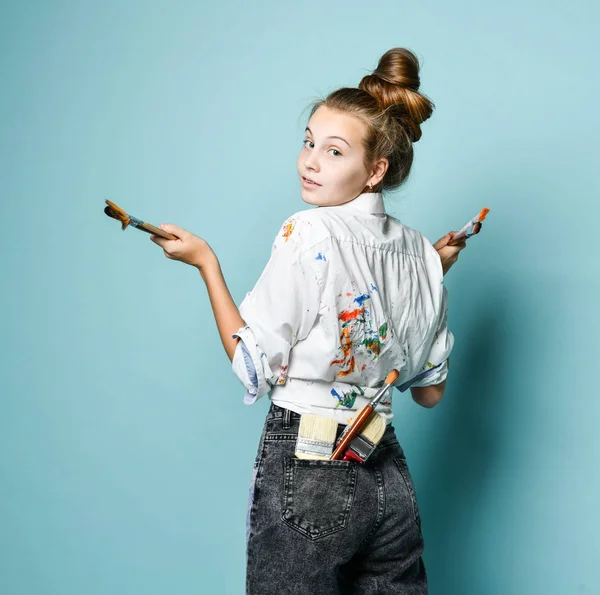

{"left": 1, "top": 1, "right": 598, "bottom": 593}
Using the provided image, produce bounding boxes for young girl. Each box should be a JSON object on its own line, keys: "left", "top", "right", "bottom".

{"left": 150, "top": 47, "right": 466, "bottom": 594}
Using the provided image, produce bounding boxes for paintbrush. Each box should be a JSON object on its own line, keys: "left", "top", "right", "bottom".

{"left": 330, "top": 369, "right": 399, "bottom": 460}
{"left": 104, "top": 199, "right": 177, "bottom": 240}
{"left": 447, "top": 207, "right": 490, "bottom": 246}
{"left": 295, "top": 414, "right": 339, "bottom": 460}
{"left": 339, "top": 409, "right": 387, "bottom": 463}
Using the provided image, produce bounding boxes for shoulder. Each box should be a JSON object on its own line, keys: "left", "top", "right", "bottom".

{"left": 386, "top": 215, "right": 434, "bottom": 253}
{"left": 272, "top": 208, "right": 331, "bottom": 253}
{"left": 387, "top": 215, "right": 443, "bottom": 275}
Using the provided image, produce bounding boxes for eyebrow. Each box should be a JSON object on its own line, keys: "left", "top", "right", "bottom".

{"left": 305, "top": 127, "right": 351, "bottom": 148}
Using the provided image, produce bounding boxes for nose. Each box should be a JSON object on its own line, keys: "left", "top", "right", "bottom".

{"left": 304, "top": 151, "right": 320, "bottom": 173}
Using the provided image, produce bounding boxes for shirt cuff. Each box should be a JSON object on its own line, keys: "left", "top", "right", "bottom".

{"left": 393, "top": 362, "right": 442, "bottom": 392}
{"left": 409, "top": 358, "right": 449, "bottom": 388}
{"left": 232, "top": 325, "right": 276, "bottom": 405}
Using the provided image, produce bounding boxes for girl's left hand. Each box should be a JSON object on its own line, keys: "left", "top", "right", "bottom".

{"left": 150, "top": 223, "right": 216, "bottom": 270}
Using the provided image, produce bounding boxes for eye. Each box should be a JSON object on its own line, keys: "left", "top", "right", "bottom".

{"left": 303, "top": 139, "right": 314, "bottom": 149}
{"left": 329, "top": 148, "right": 342, "bottom": 157}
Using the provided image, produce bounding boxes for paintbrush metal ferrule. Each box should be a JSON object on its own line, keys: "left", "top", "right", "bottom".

{"left": 127, "top": 215, "right": 144, "bottom": 228}
{"left": 369, "top": 369, "right": 399, "bottom": 408}
{"left": 370, "top": 383, "right": 392, "bottom": 408}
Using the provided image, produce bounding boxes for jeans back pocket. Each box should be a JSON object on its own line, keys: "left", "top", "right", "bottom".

{"left": 282, "top": 457, "right": 358, "bottom": 540}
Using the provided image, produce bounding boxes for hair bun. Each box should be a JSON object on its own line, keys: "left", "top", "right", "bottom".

{"left": 358, "top": 48, "right": 434, "bottom": 142}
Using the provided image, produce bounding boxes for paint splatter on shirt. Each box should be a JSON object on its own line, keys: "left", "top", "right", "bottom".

{"left": 281, "top": 218, "right": 296, "bottom": 242}
{"left": 330, "top": 290, "right": 390, "bottom": 378}
{"left": 331, "top": 385, "right": 365, "bottom": 409}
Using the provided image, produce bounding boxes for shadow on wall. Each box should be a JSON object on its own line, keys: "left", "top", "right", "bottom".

{"left": 417, "top": 282, "right": 512, "bottom": 595}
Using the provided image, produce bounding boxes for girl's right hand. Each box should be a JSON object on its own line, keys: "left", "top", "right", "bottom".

{"left": 149, "top": 223, "right": 217, "bottom": 271}
{"left": 433, "top": 232, "right": 467, "bottom": 275}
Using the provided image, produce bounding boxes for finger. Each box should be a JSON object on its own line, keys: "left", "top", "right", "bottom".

{"left": 434, "top": 233, "right": 452, "bottom": 249}
{"left": 160, "top": 223, "right": 184, "bottom": 238}
{"left": 150, "top": 235, "right": 166, "bottom": 247}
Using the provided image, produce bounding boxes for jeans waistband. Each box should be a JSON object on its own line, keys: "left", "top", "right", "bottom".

{"left": 266, "top": 402, "right": 301, "bottom": 420}
{"left": 265, "top": 402, "right": 398, "bottom": 444}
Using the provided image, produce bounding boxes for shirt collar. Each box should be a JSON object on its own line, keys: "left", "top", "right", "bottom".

{"left": 337, "top": 192, "right": 386, "bottom": 214}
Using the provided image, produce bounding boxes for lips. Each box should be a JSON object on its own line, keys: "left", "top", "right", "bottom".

{"left": 302, "top": 176, "right": 321, "bottom": 186}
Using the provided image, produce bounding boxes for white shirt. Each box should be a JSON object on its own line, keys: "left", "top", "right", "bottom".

{"left": 231, "top": 192, "right": 454, "bottom": 425}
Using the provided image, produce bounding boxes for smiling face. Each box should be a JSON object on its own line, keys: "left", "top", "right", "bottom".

{"left": 297, "top": 105, "right": 388, "bottom": 207}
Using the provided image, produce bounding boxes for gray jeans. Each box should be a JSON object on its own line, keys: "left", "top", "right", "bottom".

{"left": 246, "top": 402, "right": 427, "bottom": 594}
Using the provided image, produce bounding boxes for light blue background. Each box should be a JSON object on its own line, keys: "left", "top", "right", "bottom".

{"left": 1, "top": 1, "right": 598, "bottom": 593}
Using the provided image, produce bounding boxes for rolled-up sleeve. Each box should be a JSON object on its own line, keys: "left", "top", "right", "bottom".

{"left": 232, "top": 226, "right": 323, "bottom": 404}
{"left": 409, "top": 285, "right": 454, "bottom": 388}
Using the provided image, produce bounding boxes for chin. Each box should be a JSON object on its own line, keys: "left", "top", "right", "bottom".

{"left": 300, "top": 191, "right": 321, "bottom": 206}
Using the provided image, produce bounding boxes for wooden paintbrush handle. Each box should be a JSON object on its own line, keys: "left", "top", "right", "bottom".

{"left": 138, "top": 222, "right": 177, "bottom": 240}
{"left": 330, "top": 405, "right": 374, "bottom": 460}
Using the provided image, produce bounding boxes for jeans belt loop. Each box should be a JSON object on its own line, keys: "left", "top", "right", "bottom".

{"left": 283, "top": 407, "right": 291, "bottom": 429}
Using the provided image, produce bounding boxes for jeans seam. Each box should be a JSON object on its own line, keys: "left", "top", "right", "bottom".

{"left": 357, "top": 463, "right": 386, "bottom": 550}
{"left": 394, "top": 457, "right": 422, "bottom": 532}
{"left": 246, "top": 424, "right": 269, "bottom": 554}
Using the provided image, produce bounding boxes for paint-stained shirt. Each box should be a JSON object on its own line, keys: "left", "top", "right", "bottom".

{"left": 231, "top": 191, "right": 454, "bottom": 425}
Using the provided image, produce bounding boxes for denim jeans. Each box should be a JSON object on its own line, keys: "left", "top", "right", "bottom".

{"left": 246, "top": 402, "right": 427, "bottom": 594}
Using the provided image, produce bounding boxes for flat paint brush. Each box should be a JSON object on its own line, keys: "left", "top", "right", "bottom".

{"left": 295, "top": 414, "right": 339, "bottom": 460}
{"left": 339, "top": 410, "right": 387, "bottom": 463}
{"left": 104, "top": 199, "right": 177, "bottom": 240}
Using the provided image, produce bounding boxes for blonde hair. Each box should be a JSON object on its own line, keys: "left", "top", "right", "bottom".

{"left": 307, "top": 48, "right": 435, "bottom": 192}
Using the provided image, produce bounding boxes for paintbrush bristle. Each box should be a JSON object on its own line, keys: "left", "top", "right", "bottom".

{"left": 357, "top": 411, "right": 386, "bottom": 443}
{"left": 104, "top": 200, "right": 131, "bottom": 230}
{"left": 295, "top": 414, "right": 338, "bottom": 460}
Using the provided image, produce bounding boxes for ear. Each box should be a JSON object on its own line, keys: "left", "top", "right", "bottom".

{"left": 368, "top": 157, "right": 389, "bottom": 187}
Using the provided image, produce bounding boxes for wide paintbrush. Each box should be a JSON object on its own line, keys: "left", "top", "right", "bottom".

{"left": 104, "top": 200, "right": 177, "bottom": 240}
